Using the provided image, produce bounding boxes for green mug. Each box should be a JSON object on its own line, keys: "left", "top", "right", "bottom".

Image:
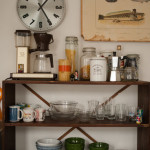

{"left": 65, "top": 137, "right": 85, "bottom": 150}
{"left": 89, "top": 142, "right": 109, "bottom": 150}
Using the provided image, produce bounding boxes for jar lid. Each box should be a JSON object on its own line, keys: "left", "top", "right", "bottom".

{"left": 82, "top": 47, "right": 96, "bottom": 52}
{"left": 65, "top": 36, "right": 78, "bottom": 42}
{"left": 15, "top": 30, "right": 31, "bottom": 36}
{"left": 126, "top": 54, "right": 140, "bottom": 58}
{"left": 90, "top": 56, "right": 106, "bottom": 60}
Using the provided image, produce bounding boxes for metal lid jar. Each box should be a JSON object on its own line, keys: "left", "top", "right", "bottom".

{"left": 90, "top": 57, "right": 107, "bottom": 81}
{"left": 65, "top": 36, "right": 78, "bottom": 74}
{"left": 80, "top": 47, "right": 96, "bottom": 80}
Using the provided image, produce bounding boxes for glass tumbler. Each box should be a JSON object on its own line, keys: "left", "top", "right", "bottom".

{"left": 96, "top": 105, "right": 105, "bottom": 120}
{"left": 115, "top": 104, "right": 127, "bottom": 121}
{"left": 107, "top": 104, "right": 116, "bottom": 120}
{"left": 88, "top": 100, "right": 99, "bottom": 118}
{"left": 128, "top": 106, "right": 137, "bottom": 121}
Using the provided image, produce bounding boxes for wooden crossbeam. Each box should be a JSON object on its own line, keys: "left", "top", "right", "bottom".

{"left": 22, "top": 84, "right": 50, "bottom": 107}
{"left": 57, "top": 127, "right": 76, "bottom": 140}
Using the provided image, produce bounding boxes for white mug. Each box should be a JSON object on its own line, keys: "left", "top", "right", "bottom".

{"left": 23, "top": 107, "right": 36, "bottom": 122}
{"left": 35, "top": 107, "right": 46, "bottom": 122}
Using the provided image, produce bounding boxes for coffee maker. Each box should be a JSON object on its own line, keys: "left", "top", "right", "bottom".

{"left": 11, "top": 30, "right": 57, "bottom": 80}
{"left": 109, "top": 52, "right": 121, "bottom": 81}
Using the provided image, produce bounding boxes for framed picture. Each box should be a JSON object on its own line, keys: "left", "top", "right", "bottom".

{"left": 81, "top": 0, "right": 150, "bottom": 42}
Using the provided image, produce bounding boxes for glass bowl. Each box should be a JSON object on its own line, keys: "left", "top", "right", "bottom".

{"left": 49, "top": 101, "right": 78, "bottom": 120}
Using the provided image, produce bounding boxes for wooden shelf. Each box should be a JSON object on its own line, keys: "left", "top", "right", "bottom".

{"left": 4, "top": 117, "right": 149, "bottom": 127}
{"left": 2, "top": 79, "right": 150, "bottom": 150}
{"left": 3, "top": 80, "right": 150, "bottom": 85}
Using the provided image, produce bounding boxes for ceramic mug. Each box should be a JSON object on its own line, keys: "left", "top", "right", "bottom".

{"left": 35, "top": 107, "right": 46, "bottom": 122}
{"left": 9, "top": 105, "right": 23, "bottom": 122}
{"left": 23, "top": 107, "right": 36, "bottom": 122}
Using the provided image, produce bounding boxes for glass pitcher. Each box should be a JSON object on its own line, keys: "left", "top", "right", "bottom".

{"left": 33, "top": 53, "right": 53, "bottom": 73}
{"left": 124, "top": 54, "right": 140, "bottom": 81}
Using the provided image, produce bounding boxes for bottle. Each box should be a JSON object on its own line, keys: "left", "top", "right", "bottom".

{"left": 0, "top": 85, "right": 2, "bottom": 121}
{"left": 80, "top": 47, "right": 96, "bottom": 80}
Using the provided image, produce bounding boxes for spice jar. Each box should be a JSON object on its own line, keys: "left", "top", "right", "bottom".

{"left": 58, "top": 59, "right": 71, "bottom": 81}
{"left": 80, "top": 47, "right": 96, "bottom": 80}
{"left": 65, "top": 36, "right": 78, "bottom": 75}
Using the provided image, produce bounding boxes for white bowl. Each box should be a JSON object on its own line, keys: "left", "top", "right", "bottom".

{"left": 36, "top": 138, "right": 61, "bottom": 147}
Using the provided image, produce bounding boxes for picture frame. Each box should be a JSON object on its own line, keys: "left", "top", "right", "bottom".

{"left": 81, "top": 0, "right": 150, "bottom": 42}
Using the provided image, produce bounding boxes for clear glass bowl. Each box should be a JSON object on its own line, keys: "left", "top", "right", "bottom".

{"left": 49, "top": 101, "right": 78, "bottom": 120}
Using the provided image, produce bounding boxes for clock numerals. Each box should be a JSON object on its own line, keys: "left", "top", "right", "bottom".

{"left": 39, "top": 22, "right": 43, "bottom": 28}
{"left": 54, "top": 14, "right": 59, "bottom": 18}
{"left": 30, "top": 19, "right": 35, "bottom": 25}
{"left": 20, "top": 5, "right": 27, "bottom": 9}
{"left": 23, "top": 13, "right": 29, "bottom": 18}
{"left": 56, "top": 6, "right": 62, "bottom": 9}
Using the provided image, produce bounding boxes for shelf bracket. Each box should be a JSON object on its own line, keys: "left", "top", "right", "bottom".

{"left": 101, "top": 85, "right": 131, "bottom": 106}
{"left": 22, "top": 84, "right": 50, "bottom": 107}
{"left": 57, "top": 127, "right": 76, "bottom": 140}
{"left": 57, "top": 127, "right": 97, "bottom": 143}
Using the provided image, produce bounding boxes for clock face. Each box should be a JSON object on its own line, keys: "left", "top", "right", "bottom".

{"left": 17, "top": 0, "right": 65, "bottom": 32}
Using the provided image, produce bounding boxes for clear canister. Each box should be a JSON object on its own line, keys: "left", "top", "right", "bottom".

{"left": 80, "top": 47, "right": 96, "bottom": 80}
{"left": 58, "top": 59, "right": 71, "bottom": 81}
{"left": 65, "top": 36, "right": 78, "bottom": 74}
{"left": 90, "top": 57, "right": 107, "bottom": 81}
{"left": 15, "top": 30, "right": 31, "bottom": 47}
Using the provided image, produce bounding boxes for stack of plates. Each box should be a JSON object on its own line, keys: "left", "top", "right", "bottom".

{"left": 36, "top": 138, "right": 63, "bottom": 150}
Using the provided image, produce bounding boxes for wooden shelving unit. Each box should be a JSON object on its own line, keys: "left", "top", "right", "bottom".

{"left": 1, "top": 80, "right": 150, "bottom": 150}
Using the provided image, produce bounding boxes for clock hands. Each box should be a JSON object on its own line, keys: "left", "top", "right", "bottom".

{"left": 38, "top": 3, "right": 52, "bottom": 26}
{"left": 37, "top": 0, "right": 48, "bottom": 11}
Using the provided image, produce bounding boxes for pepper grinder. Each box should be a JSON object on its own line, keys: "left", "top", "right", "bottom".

{"left": 110, "top": 52, "right": 121, "bottom": 81}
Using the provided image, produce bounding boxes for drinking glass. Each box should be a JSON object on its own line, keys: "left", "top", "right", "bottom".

{"left": 88, "top": 100, "right": 99, "bottom": 118}
{"left": 128, "top": 106, "right": 137, "bottom": 121}
{"left": 108, "top": 104, "right": 116, "bottom": 120}
{"left": 115, "top": 104, "right": 127, "bottom": 121}
{"left": 104, "top": 104, "right": 110, "bottom": 118}
{"left": 96, "top": 105, "right": 105, "bottom": 120}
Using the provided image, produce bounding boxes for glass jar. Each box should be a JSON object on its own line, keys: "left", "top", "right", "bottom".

{"left": 80, "top": 47, "right": 96, "bottom": 80}
{"left": 15, "top": 30, "right": 31, "bottom": 47}
{"left": 65, "top": 36, "right": 78, "bottom": 74}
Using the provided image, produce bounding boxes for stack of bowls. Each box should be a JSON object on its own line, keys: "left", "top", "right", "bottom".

{"left": 89, "top": 142, "right": 109, "bottom": 150}
{"left": 36, "top": 138, "right": 63, "bottom": 150}
{"left": 65, "top": 137, "right": 85, "bottom": 150}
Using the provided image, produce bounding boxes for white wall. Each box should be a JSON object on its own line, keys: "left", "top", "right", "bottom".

{"left": 0, "top": 0, "right": 150, "bottom": 150}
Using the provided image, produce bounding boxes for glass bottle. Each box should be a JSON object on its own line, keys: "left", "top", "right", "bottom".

{"left": 80, "top": 47, "right": 96, "bottom": 80}
{"left": 65, "top": 36, "right": 78, "bottom": 76}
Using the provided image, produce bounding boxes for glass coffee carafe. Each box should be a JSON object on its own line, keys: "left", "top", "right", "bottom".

{"left": 124, "top": 54, "right": 140, "bottom": 81}
{"left": 33, "top": 53, "right": 53, "bottom": 73}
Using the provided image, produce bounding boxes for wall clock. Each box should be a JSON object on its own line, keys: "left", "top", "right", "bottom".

{"left": 17, "top": 0, "right": 66, "bottom": 32}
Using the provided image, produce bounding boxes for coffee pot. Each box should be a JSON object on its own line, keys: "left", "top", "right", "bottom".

{"left": 124, "top": 54, "right": 140, "bottom": 81}
{"left": 110, "top": 52, "right": 121, "bottom": 81}
{"left": 12, "top": 31, "right": 57, "bottom": 80}
{"left": 33, "top": 53, "right": 53, "bottom": 73}
{"left": 31, "top": 33, "right": 54, "bottom": 73}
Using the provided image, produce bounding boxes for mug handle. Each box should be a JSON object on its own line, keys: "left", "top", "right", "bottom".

{"left": 19, "top": 109, "right": 23, "bottom": 120}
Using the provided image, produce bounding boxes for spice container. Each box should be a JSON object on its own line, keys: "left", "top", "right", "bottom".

{"left": 15, "top": 30, "right": 31, "bottom": 47}
{"left": 90, "top": 57, "right": 107, "bottom": 81}
{"left": 80, "top": 47, "right": 96, "bottom": 80}
{"left": 65, "top": 36, "right": 78, "bottom": 75}
{"left": 58, "top": 59, "right": 71, "bottom": 81}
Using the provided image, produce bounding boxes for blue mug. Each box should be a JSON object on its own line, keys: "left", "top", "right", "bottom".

{"left": 9, "top": 105, "right": 23, "bottom": 122}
